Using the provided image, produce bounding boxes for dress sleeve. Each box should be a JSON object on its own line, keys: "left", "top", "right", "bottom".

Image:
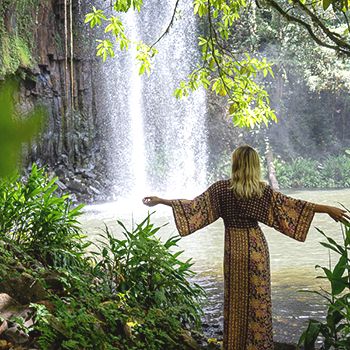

{"left": 267, "top": 188, "right": 315, "bottom": 242}
{"left": 171, "top": 182, "right": 222, "bottom": 236}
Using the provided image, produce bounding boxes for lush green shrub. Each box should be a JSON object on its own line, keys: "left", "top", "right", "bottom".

{"left": 0, "top": 164, "right": 86, "bottom": 268}
{"left": 298, "top": 220, "right": 350, "bottom": 349}
{"left": 0, "top": 166, "right": 205, "bottom": 349}
{"left": 321, "top": 155, "right": 350, "bottom": 188}
{"left": 274, "top": 154, "right": 350, "bottom": 189}
{"left": 94, "top": 216, "right": 205, "bottom": 326}
{"left": 26, "top": 216, "right": 204, "bottom": 350}
{"left": 274, "top": 157, "right": 325, "bottom": 188}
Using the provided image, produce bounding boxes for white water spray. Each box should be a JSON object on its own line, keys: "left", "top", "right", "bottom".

{"left": 97, "top": 1, "right": 208, "bottom": 202}
{"left": 125, "top": 13, "right": 148, "bottom": 198}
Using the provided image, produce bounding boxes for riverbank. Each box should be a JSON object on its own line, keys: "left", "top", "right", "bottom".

{"left": 0, "top": 235, "right": 207, "bottom": 350}
{"left": 0, "top": 237, "right": 301, "bottom": 350}
{"left": 0, "top": 168, "right": 207, "bottom": 349}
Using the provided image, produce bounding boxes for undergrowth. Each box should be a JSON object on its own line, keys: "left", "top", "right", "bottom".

{"left": 0, "top": 165, "right": 205, "bottom": 349}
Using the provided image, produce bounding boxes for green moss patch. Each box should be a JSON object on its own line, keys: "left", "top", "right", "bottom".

{"left": 0, "top": 0, "right": 39, "bottom": 77}
{"left": 0, "top": 34, "right": 33, "bottom": 76}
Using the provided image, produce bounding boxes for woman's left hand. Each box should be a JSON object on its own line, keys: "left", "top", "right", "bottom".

{"left": 327, "top": 206, "right": 350, "bottom": 223}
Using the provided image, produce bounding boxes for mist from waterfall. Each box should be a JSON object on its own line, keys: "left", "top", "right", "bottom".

{"left": 98, "top": 1, "right": 208, "bottom": 202}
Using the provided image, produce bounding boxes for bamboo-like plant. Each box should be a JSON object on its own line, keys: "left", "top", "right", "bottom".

{"left": 93, "top": 214, "right": 205, "bottom": 328}
{"left": 0, "top": 164, "right": 86, "bottom": 268}
{"left": 298, "top": 218, "right": 350, "bottom": 349}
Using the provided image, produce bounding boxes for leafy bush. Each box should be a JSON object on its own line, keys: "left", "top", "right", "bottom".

{"left": 274, "top": 157, "right": 325, "bottom": 188}
{"left": 0, "top": 166, "right": 205, "bottom": 349}
{"left": 0, "top": 164, "right": 86, "bottom": 267}
{"left": 298, "top": 221, "right": 350, "bottom": 349}
{"left": 274, "top": 154, "right": 350, "bottom": 189}
{"left": 321, "top": 155, "right": 350, "bottom": 188}
{"left": 94, "top": 216, "right": 205, "bottom": 326}
{"left": 28, "top": 216, "right": 204, "bottom": 350}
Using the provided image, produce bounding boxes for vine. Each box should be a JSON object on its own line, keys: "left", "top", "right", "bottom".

{"left": 70, "top": 0, "right": 74, "bottom": 111}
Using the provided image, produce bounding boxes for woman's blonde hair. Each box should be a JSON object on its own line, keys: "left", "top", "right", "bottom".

{"left": 230, "top": 145, "right": 265, "bottom": 198}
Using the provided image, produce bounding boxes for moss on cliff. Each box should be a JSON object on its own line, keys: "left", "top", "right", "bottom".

{"left": 0, "top": 0, "right": 40, "bottom": 77}
{"left": 0, "top": 35, "right": 33, "bottom": 76}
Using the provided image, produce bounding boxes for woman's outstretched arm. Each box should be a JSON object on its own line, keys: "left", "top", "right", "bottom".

{"left": 314, "top": 204, "right": 350, "bottom": 223}
{"left": 142, "top": 196, "right": 190, "bottom": 207}
{"left": 143, "top": 182, "right": 222, "bottom": 237}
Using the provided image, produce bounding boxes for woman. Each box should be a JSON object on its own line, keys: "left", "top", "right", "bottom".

{"left": 142, "top": 145, "right": 349, "bottom": 350}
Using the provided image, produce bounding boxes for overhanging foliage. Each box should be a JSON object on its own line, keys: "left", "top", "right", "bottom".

{"left": 84, "top": 0, "right": 350, "bottom": 128}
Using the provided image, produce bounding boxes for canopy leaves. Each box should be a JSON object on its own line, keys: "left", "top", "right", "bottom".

{"left": 85, "top": 0, "right": 350, "bottom": 128}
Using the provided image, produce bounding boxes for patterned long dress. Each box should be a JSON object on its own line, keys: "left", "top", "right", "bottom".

{"left": 171, "top": 180, "right": 315, "bottom": 350}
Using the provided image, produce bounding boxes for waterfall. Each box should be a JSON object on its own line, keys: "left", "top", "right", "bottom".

{"left": 97, "top": 0, "right": 208, "bottom": 201}
{"left": 125, "top": 13, "right": 147, "bottom": 198}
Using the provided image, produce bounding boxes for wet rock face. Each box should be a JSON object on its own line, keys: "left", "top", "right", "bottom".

{"left": 4, "top": 0, "right": 109, "bottom": 202}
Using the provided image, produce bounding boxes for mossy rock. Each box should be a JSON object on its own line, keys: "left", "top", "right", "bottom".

{"left": 0, "top": 34, "right": 33, "bottom": 76}
{"left": 0, "top": 0, "right": 38, "bottom": 77}
{"left": 0, "top": 272, "right": 47, "bottom": 304}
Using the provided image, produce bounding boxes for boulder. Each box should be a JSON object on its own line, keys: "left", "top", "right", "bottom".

{"left": 0, "top": 273, "right": 47, "bottom": 304}
{"left": 41, "top": 271, "right": 65, "bottom": 294}
{"left": 0, "top": 320, "right": 8, "bottom": 335}
{"left": 0, "top": 294, "right": 22, "bottom": 319}
{"left": 3, "top": 326, "right": 29, "bottom": 345}
{"left": 0, "top": 294, "right": 33, "bottom": 345}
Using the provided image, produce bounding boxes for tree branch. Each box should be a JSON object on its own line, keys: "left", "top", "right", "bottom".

{"left": 149, "top": 0, "right": 180, "bottom": 49}
{"left": 343, "top": 11, "right": 350, "bottom": 34}
{"left": 261, "top": 0, "right": 350, "bottom": 55}
{"left": 207, "top": 0, "right": 232, "bottom": 96}
{"left": 293, "top": 0, "right": 350, "bottom": 49}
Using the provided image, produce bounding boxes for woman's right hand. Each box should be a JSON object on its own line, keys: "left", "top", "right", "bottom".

{"left": 142, "top": 196, "right": 161, "bottom": 207}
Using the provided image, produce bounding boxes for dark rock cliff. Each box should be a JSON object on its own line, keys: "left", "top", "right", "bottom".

{"left": 0, "top": 0, "right": 107, "bottom": 202}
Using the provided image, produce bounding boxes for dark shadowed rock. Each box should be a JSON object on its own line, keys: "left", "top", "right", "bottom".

{"left": 66, "top": 179, "right": 85, "bottom": 193}
{"left": 0, "top": 274, "right": 47, "bottom": 304}
{"left": 0, "top": 319, "right": 8, "bottom": 335}
{"left": 5, "top": 325, "right": 30, "bottom": 344}
{"left": 0, "top": 294, "right": 34, "bottom": 345}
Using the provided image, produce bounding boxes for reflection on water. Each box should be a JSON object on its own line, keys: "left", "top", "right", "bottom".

{"left": 81, "top": 188, "right": 350, "bottom": 344}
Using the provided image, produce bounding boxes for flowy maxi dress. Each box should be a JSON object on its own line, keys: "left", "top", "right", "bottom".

{"left": 171, "top": 180, "right": 315, "bottom": 350}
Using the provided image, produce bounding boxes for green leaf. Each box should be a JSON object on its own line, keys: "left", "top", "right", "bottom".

{"left": 0, "top": 80, "right": 45, "bottom": 177}
{"left": 300, "top": 320, "right": 321, "bottom": 348}
{"left": 322, "top": 0, "right": 332, "bottom": 10}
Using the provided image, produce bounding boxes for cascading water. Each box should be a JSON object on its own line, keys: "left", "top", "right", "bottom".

{"left": 98, "top": 1, "right": 208, "bottom": 202}
{"left": 124, "top": 12, "right": 148, "bottom": 199}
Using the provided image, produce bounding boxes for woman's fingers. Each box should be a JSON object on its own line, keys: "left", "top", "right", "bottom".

{"left": 142, "top": 196, "right": 158, "bottom": 206}
{"left": 142, "top": 197, "right": 152, "bottom": 205}
{"left": 333, "top": 208, "right": 350, "bottom": 223}
{"left": 340, "top": 210, "right": 350, "bottom": 223}
{"left": 341, "top": 210, "right": 350, "bottom": 220}
{"left": 328, "top": 207, "right": 350, "bottom": 223}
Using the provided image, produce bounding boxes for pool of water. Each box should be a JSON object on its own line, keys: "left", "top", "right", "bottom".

{"left": 81, "top": 188, "right": 350, "bottom": 344}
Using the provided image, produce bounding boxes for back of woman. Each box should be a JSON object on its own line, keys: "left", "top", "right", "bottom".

{"left": 143, "top": 145, "right": 349, "bottom": 350}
